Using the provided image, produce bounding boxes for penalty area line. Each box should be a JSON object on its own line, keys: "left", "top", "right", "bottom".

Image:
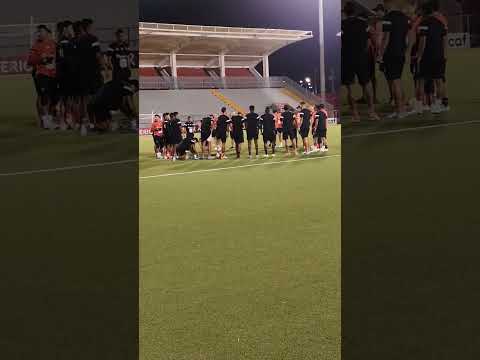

{"left": 140, "top": 154, "right": 340, "bottom": 179}
{"left": 0, "top": 159, "right": 137, "bottom": 177}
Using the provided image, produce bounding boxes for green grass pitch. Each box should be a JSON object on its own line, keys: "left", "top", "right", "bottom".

{"left": 2, "top": 71, "right": 341, "bottom": 359}
{"left": 139, "top": 129, "right": 341, "bottom": 359}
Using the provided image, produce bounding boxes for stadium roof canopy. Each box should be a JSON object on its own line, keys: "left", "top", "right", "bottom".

{"left": 139, "top": 22, "right": 313, "bottom": 72}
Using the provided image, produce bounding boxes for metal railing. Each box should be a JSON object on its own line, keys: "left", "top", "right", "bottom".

{"left": 0, "top": 19, "right": 138, "bottom": 57}
{"left": 141, "top": 76, "right": 287, "bottom": 90}
{"left": 140, "top": 75, "right": 324, "bottom": 106}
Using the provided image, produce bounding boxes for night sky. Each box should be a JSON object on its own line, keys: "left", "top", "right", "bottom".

{"left": 140, "top": 0, "right": 341, "bottom": 94}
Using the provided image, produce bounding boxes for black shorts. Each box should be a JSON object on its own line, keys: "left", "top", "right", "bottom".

{"left": 216, "top": 132, "right": 227, "bottom": 143}
{"left": 153, "top": 135, "right": 165, "bottom": 149}
{"left": 283, "top": 128, "right": 297, "bottom": 141}
{"left": 171, "top": 132, "right": 182, "bottom": 145}
{"left": 80, "top": 74, "right": 103, "bottom": 96}
{"left": 201, "top": 131, "right": 211, "bottom": 143}
{"left": 247, "top": 129, "right": 259, "bottom": 141}
{"left": 300, "top": 127, "right": 310, "bottom": 139}
{"left": 58, "top": 75, "right": 80, "bottom": 97}
{"left": 233, "top": 131, "right": 244, "bottom": 144}
{"left": 263, "top": 131, "right": 276, "bottom": 144}
{"left": 342, "top": 57, "right": 370, "bottom": 86}
{"left": 35, "top": 74, "right": 56, "bottom": 99}
{"left": 276, "top": 128, "right": 283, "bottom": 134}
{"left": 316, "top": 128, "right": 327, "bottom": 138}
{"left": 418, "top": 58, "right": 446, "bottom": 80}
{"left": 164, "top": 133, "right": 172, "bottom": 146}
{"left": 383, "top": 56, "right": 405, "bottom": 81}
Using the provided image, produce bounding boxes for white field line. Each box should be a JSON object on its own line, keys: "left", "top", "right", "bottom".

{"left": 343, "top": 119, "right": 480, "bottom": 139}
{"left": 2, "top": 120, "right": 477, "bottom": 178}
{"left": 140, "top": 154, "right": 341, "bottom": 179}
{"left": 0, "top": 159, "right": 137, "bottom": 177}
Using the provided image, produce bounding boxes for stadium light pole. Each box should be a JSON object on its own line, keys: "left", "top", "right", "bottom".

{"left": 318, "top": 0, "right": 326, "bottom": 101}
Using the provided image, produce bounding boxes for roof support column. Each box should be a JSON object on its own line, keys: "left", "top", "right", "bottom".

{"left": 263, "top": 54, "right": 270, "bottom": 87}
{"left": 170, "top": 51, "right": 178, "bottom": 89}
{"left": 219, "top": 53, "right": 226, "bottom": 88}
{"left": 219, "top": 53, "right": 226, "bottom": 78}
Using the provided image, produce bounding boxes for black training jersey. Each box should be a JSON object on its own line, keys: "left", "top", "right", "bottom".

{"left": 245, "top": 112, "right": 260, "bottom": 131}
{"left": 261, "top": 113, "right": 275, "bottom": 133}
{"left": 300, "top": 108, "right": 311, "bottom": 130}
{"left": 216, "top": 114, "right": 229, "bottom": 134}
{"left": 163, "top": 120, "right": 172, "bottom": 137}
{"left": 341, "top": 16, "right": 370, "bottom": 58}
{"left": 418, "top": 16, "right": 447, "bottom": 61}
{"left": 317, "top": 110, "right": 328, "bottom": 130}
{"left": 107, "top": 40, "right": 133, "bottom": 81}
{"left": 231, "top": 115, "right": 244, "bottom": 132}
{"left": 56, "top": 37, "right": 78, "bottom": 78}
{"left": 171, "top": 118, "right": 182, "bottom": 133}
{"left": 281, "top": 111, "right": 294, "bottom": 130}
{"left": 78, "top": 33, "right": 102, "bottom": 75}
{"left": 184, "top": 120, "right": 195, "bottom": 139}
{"left": 383, "top": 10, "right": 411, "bottom": 58}
{"left": 201, "top": 117, "right": 212, "bottom": 132}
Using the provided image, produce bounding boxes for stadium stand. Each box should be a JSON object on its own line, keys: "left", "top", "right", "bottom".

{"left": 139, "top": 22, "right": 328, "bottom": 127}
{"left": 141, "top": 89, "right": 229, "bottom": 118}
{"left": 219, "top": 88, "right": 308, "bottom": 111}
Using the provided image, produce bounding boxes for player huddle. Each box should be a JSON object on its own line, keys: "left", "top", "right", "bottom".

{"left": 27, "top": 19, "right": 138, "bottom": 135}
{"left": 341, "top": 0, "right": 450, "bottom": 121}
{"left": 151, "top": 104, "right": 329, "bottom": 161}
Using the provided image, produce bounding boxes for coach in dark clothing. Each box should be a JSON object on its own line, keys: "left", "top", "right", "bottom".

{"left": 378, "top": 1, "right": 410, "bottom": 117}
{"left": 341, "top": 1, "right": 379, "bottom": 122}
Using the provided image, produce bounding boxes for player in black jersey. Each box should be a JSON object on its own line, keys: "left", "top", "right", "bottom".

{"left": 184, "top": 116, "right": 196, "bottom": 141}
{"left": 281, "top": 105, "right": 297, "bottom": 155}
{"left": 56, "top": 20, "right": 78, "bottom": 129}
{"left": 106, "top": 28, "right": 134, "bottom": 82}
{"left": 260, "top": 107, "right": 276, "bottom": 157}
{"left": 416, "top": 2, "right": 449, "bottom": 114}
{"left": 231, "top": 112, "right": 245, "bottom": 159}
{"left": 176, "top": 137, "right": 199, "bottom": 160}
{"left": 215, "top": 107, "right": 230, "bottom": 159}
{"left": 299, "top": 105, "right": 312, "bottom": 154}
{"left": 378, "top": 1, "right": 410, "bottom": 118}
{"left": 78, "top": 19, "right": 104, "bottom": 134}
{"left": 200, "top": 115, "right": 213, "bottom": 159}
{"left": 88, "top": 79, "right": 138, "bottom": 132}
{"left": 170, "top": 112, "right": 182, "bottom": 160}
{"left": 314, "top": 104, "right": 329, "bottom": 152}
{"left": 342, "top": 1, "right": 379, "bottom": 122}
{"left": 245, "top": 105, "right": 260, "bottom": 159}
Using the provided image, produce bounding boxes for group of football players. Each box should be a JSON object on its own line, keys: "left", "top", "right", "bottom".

{"left": 150, "top": 103, "right": 329, "bottom": 161}
{"left": 27, "top": 18, "right": 138, "bottom": 135}
{"left": 342, "top": 0, "right": 450, "bottom": 122}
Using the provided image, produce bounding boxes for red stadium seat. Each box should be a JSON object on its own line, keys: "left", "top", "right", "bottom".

{"left": 177, "top": 68, "right": 209, "bottom": 77}
{"left": 140, "top": 67, "right": 159, "bottom": 77}
{"left": 225, "top": 68, "right": 253, "bottom": 77}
